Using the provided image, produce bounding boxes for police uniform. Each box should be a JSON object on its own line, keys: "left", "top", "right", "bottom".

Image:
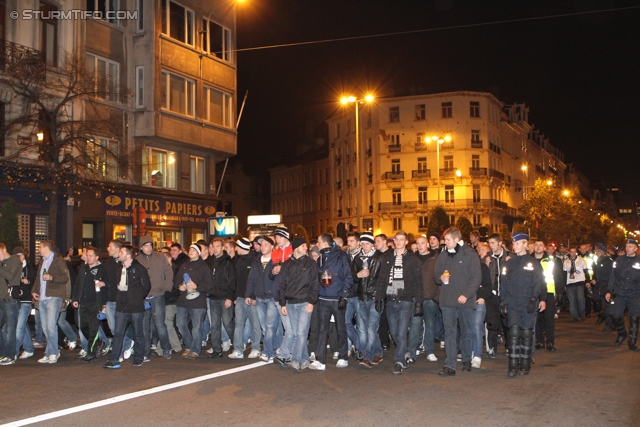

{"left": 500, "top": 233, "right": 546, "bottom": 377}
{"left": 607, "top": 239, "right": 640, "bottom": 351}
{"left": 592, "top": 243, "right": 613, "bottom": 328}
{"left": 535, "top": 252, "right": 557, "bottom": 351}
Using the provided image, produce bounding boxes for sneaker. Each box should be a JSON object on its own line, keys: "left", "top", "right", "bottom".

{"left": 38, "top": 356, "right": 50, "bottom": 364}
{"left": 300, "top": 360, "right": 310, "bottom": 370}
{"left": 208, "top": 351, "right": 223, "bottom": 359}
{"left": 19, "top": 351, "right": 34, "bottom": 359}
{"left": 0, "top": 358, "right": 15, "bottom": 366}
{"left": 228, "top": 351, "right": 244, "bottom": 359}
{"left": 150, "top": 344, "right": 157, "bottom": 350}
{"left": 440, "top": 341, "right": 445, "bottom": 349}
{"left": 248, "top": 349, "right": 261, "bottom": 359}
{"left": 372, "top": 355, "right": 383, "bottom": 365}
{"left": 554, "top": 313, "right": 559, "bottom": 319}
{"left": 309, "top": 352, "right": 316, "bottom": 362}
{"left": 259, "top": 353, "right": 270, "bottom": 362}
{"left": 99, "top": 343, "right": 110, "bottom": 357}
{"left": 332, "top": 351, "right": 339, "bottom": 360}
{"left": 67, "top": 340, "right": 77, "bottom": 350}
{"left": 187, "top": 352, "right": 199, "bottom": 359}
{"left": 33, "top": 342, "right": 44, "bottom": 349}
{"left": 486, "top": 348, "right": 496, "bottom": 359}
{"left": 163, "top": 350, "right": 172, "bottom": 360}
{"left": 426, "top": 353, "right": 438, "bottom": 362}
{"left": 123, "top": 343, "right": 134, "bottom": 360}
{"left": 359, "top": 360, "right": 372, "bottom": 368}
{"left": 308, "top": 361, "right": 326, "bottom": 371}
{"left": 274, "top": 356, "right": 289, "bottom": 367}
{"left": 81, "top": 354, "right": 96, "bottom": 362}
{"left": 222, "top": 341, "right": 231, "bottom": 352}
{"left": 406, "top": 357, "right": 415, "bottom": 365}
{"left": 393, "top": 363, "right": 403, "bottom": 375}
{"left": 48, "top": 354, "right": 58, "bottom": 364}
{"left": 206, "top": 347, "right": 214, "bottom": 353}
{"left": 462, "top": 361, "right": 472, "bottom": 372}
{"left": 471, "top": 356, "right": 482, "bottom": 369}
{"left": 143, "top": 357, "right": 151, "bottom": 363}
{"left": 288, "top": 361, "right": 300, "bottom": 372}
{"left": 76, "top": 349, "right": 88, "bottom": 359}
{"left": 103, "top": 360, "right": 121, "bottom": 369}
{"left": 439, "top": 366, "right": 456, "bottom": 376}
{"left": 201, "top": 341, "right": 208, "bottom": 348}
{"left": 182, "top": 350, "right": 192, "bottom": 358}
{"left": 132, "top": 360, "right": 144, "bottom": 367}
{"left": 336, "top": 359, "right": 348, "bottom": 368}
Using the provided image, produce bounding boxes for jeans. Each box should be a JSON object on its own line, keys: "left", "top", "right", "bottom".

{"left": 286, "top": 303, "right": 312, "bottom": 364}
{"left": 471, "top": 303, "right": 487, "bottom": 359}
{"left": 566, "top": 283, "right": 586, "bottom": 319}
{"left": 209, "top": 299, "right": 235, "bottom": 353}
{"left": 39, "top": 297, "right": 63, "bottom": 357}
{"left": 408, "top": 299, "right": 439, "bottom": 358}
{"left": 16, "top": 303, "right": 34, "bottom": 355}
{"left": 106, "top": 301, "right": 132, "bottom": 354}
{"left": 163, "top": 304, "right": 183, "bottom": 352}
{"left": 315, "top": 299, "right": 348, "bottom": 364}
{"left": 34, "top": 310, "right": 44, "bottom": 343}
{"left": 434, "top": 307, "right": 445, "bottom": 341}
{"left": 386, "top": 301, "right": 412, "bottom": 366}
{"left": 357, "top": 300, "right": 382, "bottom": 362}
{"left": 108, "top": 311, "right": 145, "bottom": 363}
{"left": 441, "top": 305, "right": 474, "bottom": 370}
{"left": 143, "top": 296, "right": 171, "bottom": 358}
{"left": 176, "top": 307, "right": 207, "bottom": 356}
{"left": 346, "top": 297, "right": 359, "bottom": 351}
{"left": 0, "top": 299, "right": 19, "bottom": 359}
{"left": 57, "top": 309, "right": 77, "bottom": 343}
{"left": 276, "top": 302, "right": 294, "bottom": 359}
{"left": 234, "top": 298, "right": 261, "bottom": 353}
{"left": 255, "top": 298, "right": 279, "bottom": 357}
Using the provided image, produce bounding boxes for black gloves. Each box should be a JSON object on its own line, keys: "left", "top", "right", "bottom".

{"left": 413, "top": 301, "right": 424, "bottom": 317}
{"left": 499, "top": 302, "right": 507, "bottom": 316}
{"left": 375, "top": 299, "right": 383, "bottom": 313}
{"left": 338, "top": 296, "right": 347, "bottom": 310}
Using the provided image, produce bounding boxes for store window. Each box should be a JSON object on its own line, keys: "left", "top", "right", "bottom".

{"left": 142, "top": 148, "right": 177, "bottom": 189}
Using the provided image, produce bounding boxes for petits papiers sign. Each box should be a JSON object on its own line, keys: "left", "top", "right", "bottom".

{"left": 104, "top": 193, "right": 216, "bottom": 226}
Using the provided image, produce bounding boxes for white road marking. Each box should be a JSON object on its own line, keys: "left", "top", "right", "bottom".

{"left": 2, "top": 361, "right": 268, "bottom": 427}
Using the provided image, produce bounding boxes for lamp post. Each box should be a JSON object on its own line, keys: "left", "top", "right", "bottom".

{"left": 425, "top": 135, "right": 450, "bottom": 201}
{"left": 341, "top": 94, "right": 374, "bottom": 232}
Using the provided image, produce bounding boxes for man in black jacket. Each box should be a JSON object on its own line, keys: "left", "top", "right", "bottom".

{"left": 592, "top": 243, "right": 613, "bottom": 329}
{"left": 207, "top": 238, "right": 236, "bottom": 358}
{"left": 278, "top": 238, "right": 319, "bottom": 371}
{"left": 0, "top": 243, "right": 22, "bottom": 365}
{"left": 376, "top": 231, "right": 423, "bottom": 375}
{"left": 103, "top": 244, "right": 151, "bottom": 369}
{"left": 13, "top": 247, "right": 36, "bottom": 360}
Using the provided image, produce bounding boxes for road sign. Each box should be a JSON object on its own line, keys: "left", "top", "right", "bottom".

{"left": 208, "top": 216, "right": 238, "bottom": 238}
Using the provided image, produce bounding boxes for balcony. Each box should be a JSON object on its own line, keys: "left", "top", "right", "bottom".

{"left": 471, "top": 139, "right": 483, "bottom": 148}
{"left": 469, "top": 167, "right": 487, "bottom": 177}
{"left": 489, "top": 169, "right": 505, "bottom": 180}
{"left": 388, "top": 144, "right": 401, "bottom": 153}
{"left": 412, "top": 169, "right": 431, "bottom": 179}
{"left": 378, "top": 201, "right": 418, "bottom": 211}
{"left": 415, "top": 142, "right": 427, "bottom": 151}
{"left": 383, "top": 171, "right": 404, "bottom": 180}
{"left": 0, "top": 39, "right": 46, "bottom": 79}
{"left": 439, "top": 169, "right": 457, "bottom": 178}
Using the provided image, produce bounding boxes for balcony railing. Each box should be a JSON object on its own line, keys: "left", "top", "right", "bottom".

{"left": 388, "top": 144, "right": 401, "bottom": 153}
{"left": 469, "top": 167, "right": 487, "bottom": 177}
{"left": 439, "top": 169, "right": 456, "bottom": 178}
{"left": 412, "top": 169, "right": 431, "bottom": 178}
{"left": 415, "top": 142, "right": 427, "bottom": 151}
{"left": 471, "top": 140, "right": 483, "bottom": 148}
{"left": 0, "top": 39, "right": 46, "bottom": 79}
{"left": 383, "top": 171, "right": 404, "bottom": 180}
{"left": 378, "top": 201, "right": 418, "bottom": 211}
{"left": 489, "top": 169, "right": 505, "bottom": 180}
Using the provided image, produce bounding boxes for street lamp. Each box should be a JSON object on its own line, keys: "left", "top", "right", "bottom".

{"left": 424, "top": 135, "right": 450, "bottom": 201}
{"left": 340, "top": 94, "right": 374, "bottom": 232}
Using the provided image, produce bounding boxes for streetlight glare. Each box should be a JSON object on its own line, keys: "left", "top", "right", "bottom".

{"left": 521, "top": 165, "right": 527, "bottom": 171}
{"left": 365, "top": 94, "right": 374, "bottom": 102}
{"left": 455, "top": 169, "right": 462, "bottom": 177}
{"left": 444, "top": 135, "right": 452, "bottom": 142}
{"left": 340, "top": 97, "right": 349, "bottom": 104}
{"left": 547, "top": 179, "right": 553, "bottom": 186}
{"left": 563, "top": 190, "right": 570, "bottom": 196}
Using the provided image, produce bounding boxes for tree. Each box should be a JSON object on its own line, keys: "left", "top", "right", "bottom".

{"left": 498, "top": 224, "right": 512, "bottom": 243}
{"left": 428, "top": 206, "right": 450, "bottom": 236}
{"left": 607, "top": 226, "right": 626, "bottom": 250}
{"left": 0, "top": 49, "right": 129, "bottom": 244}
{"left": 0, "top": 199, "right": 23, "bottom": 251}
{"left": 294, "top": 225, "right": 309, "bottom": 242}
{"left": 455, "top": 216, "right": 473, "bottom": 242}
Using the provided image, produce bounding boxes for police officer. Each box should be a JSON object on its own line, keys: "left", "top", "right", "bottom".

{"left": 606, "top": 238, "right": 640, "bottom": 352}
{"left": 500, "top": 232, "right": 546, "bottom": 377}
{"left": 592, "top": 243, "right": 613, "bottom": 330}
{"left": 533, "top": 241, "right": 560, "bottom": 352}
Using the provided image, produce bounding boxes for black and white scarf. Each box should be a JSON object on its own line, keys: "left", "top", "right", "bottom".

{"left": 387, "top": 249, "right": 406, "bottom": 296}
{"left": 569, "top": 256, "right": 576, "bottom": 279}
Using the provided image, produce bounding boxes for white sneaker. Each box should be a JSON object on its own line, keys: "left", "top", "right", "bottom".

{"left": 206, "top": 347, "right": 214, "bottom": 354}
{"left": 38, "top": 356, "right": 50, "bottom": 364}
{"left": 259, "top": 353, "right": 273, "bottom": 363}
{"left": 222, "top": 341, "right": 231, "bottom": 352}
{"left": 67, "top": 340, "right": 76, "bottom": 350}
{"left": 332, "top": 351, "right": 339, "bottom": 360}
{"left": 310, "top": 352, "right": 316, "bottom": 361}
{"left": 440, "top": 341, "right": 445, "bottom": 349}
{"left": 123, "top": 343, "right": 134, "bottom": 360}
{"left": 309, "top": 361, "right": 325, "bottom": 371}
{"left": 19, "top": 351, "right": 34, "bottom": 359}
{"left": 228, "top": 351, "right": 244, "bottom": 359}
{"left": 336, "top": 359, "right": 348, "bottom": 368}
{"left": 201, "top": 341, "right": 207, "bottom": 347}
{"left": 248, "top": 349, "right": 261, "bottom": 359}
{"left": 554, "top": 313, "right": 559, "bottom": 319}
{"left": 426, "top": 353, "right": 438, "bottom": 362}
{"left": 471, "top": 356, "right": 482, "bottom": 369}
{"left": 48, "top": 354, "right": 58, "bottom": 364}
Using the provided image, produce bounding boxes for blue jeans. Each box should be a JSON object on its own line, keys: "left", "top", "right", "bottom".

{"left": 255, "top": 298, "right": 279, "bottom": 357}
{"left": 408, "top": 299, "right": 439, "bottom": 358}
{"left": 39, "top": 298, "right": 63, "bottom": 357}
{"left": 176, "top": 307, "right": 207, "bottom": 356}
{"left": 0, "top": 299, "right": 19, "bottom": 359}
{"left": 434, "top": 308, "right": 445, "bottom": 341}
{"left": 357, "top": 300, "right": 382, "bottom": 362}
{"left": 566, "top": 283, "right": 586, "bottom": 319}
{"left": 58, "top": 309, "right": 77, "bottom": 343}
{"left": 108, "top": 311, "right": 145, "bottom": 363}
{"left": 386, "top": 301, "right": 412, "bottom": 366}
{"left": 286, "top": 303, "right": 312, "bottom": 364}
{"left": 472, "top": 303, "right": 487, "bottom": 359}
{"left": 234, "top": 298, "right": 261, "bottom": 353}
{"left": 276, "top": 302, "right": 293, "bottom": 359}
{"left": 209, "top": 299, "right": 235, "bottom": 353}
{"left": 441, "top": 306, "right": 473, "bottom": 370}
{"left": 143, "top": 296, "right": 171, "bottom": 358}
{"left": 106, "top": 301, "right": 132, "bottom": 354}
{"left": 346, "top": 297, "right": 359, "bottom": 351}
{"left": 16, "top": 302, "right": 34, "bottom": 355}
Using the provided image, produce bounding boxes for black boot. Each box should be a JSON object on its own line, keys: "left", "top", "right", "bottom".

{"left": 629, "top": 317, "right": 640, "bottom": 352}
{"left": 507, "top": 326, "right": 520, "bottom": 378}
{"left": 614, "top": 317, "right": 628, "bottom": 346}
{"left": 519, "top": 328, "right": 533, "bottom": 375}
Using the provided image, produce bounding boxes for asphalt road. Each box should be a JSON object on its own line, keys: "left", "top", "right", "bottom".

{"left": 1, "top": 313, "right": 639, "bottom": 427}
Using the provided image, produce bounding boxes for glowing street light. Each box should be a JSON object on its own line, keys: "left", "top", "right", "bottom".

{"left": 563, "top": 190, "right": 570, "bottom": 196}
{"left": 425, "top": 134, "right": 451, "bottom": 201}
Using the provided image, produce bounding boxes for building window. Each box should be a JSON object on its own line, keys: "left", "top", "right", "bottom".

{"left": 41, "top": 1, "right": 58, "bottom": 66}
{"left": 473, "top": 184, "right": 481, "bottom": 202}
{"left": 390, "top": 134, "right": 400, "bottom": 148}
{"left": 366, "top": 138, "right": 372, "bottom": 157}
{"left": 441, "top": 102, "right": 452, "bottom": 118}
{"left": 392, "top": 188, "right": 402, "bottom": 205}
{"left": 135, "top": 66, "right": 144, "bottom": 108}
{"left": 418, "top": 186, "right": 427, "bottom": 204}
{"left": 35, "top": 215, "right": 50, "bottom": 264}
{"left": 161, "top": 71, "right": 195, "bottom": 117}
{"left": 162, "top": 0, "right": 194, "bottom": 46}
{"left": 88, "top": 137, "right": 118, "bottom": 181}
{"left": 473, "top": 214, "right": 482, "bottom": 226}
{"left": 369, "top": 190, "right": 374, "bottom": 211}
{"left": 136, "top": 0, "right": 144, "bottom": 31}
{"left": 142, "top": 148, "right": 177, "bottom": 189}
{"left": 203, "top": 18, "right": 232, "bottom": 62}
{"left": 417, "top": 157, "right": 427, "bottom": 172}
{"left": 225, "top": 180, "right": 232, "bottom": 194}
{"left": 366, "top": 110, "right": 371, "bottom": 128}
{"left": 471, "top": 130, "right": 482, "bottom": 148}
{"left": 205, "top": 86, "right": 233, "bottom": 127}
{"left": 470, "top": 101, "right": 480, "bottom": 118}
{"left": 86, "top": 53, "right": 120, "bottom": 102}
{"left": 87, "top": 0, "right": 120, "bottom": 24}
{"left": 393, "top": 217, "right": 402, "bottom": 231}
{"left": 472, "top": 154, "right": 480, "bottom": 170}
{"left": 444, "top": 155, "right": 454, "bottom": 171}
{"left": 445, "top": 185, "right": 454, "bottom": 202}
{"left": 190, "top": 156, "right": 205, "bottom": 193}
{"left": 415, "top": 104, "right": 425, "bottom": 120}
{"left": 449, "top": 214, "right": 456, "bottom": 225}
{"left": 346, "top": 118, "right": 351, "bottom": 134}
{"left": 391, "top": 159, "right": 400, "bottom": 174}
{"left": 418, "top": 215, "right": 428, "bottom": 230}
{"left": 389, "top": 106, "right": 400, "bottom": 123}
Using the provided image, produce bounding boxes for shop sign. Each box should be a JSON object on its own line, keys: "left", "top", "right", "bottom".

{"left": 104, "top": 193, "right": 216, "bottom": 226}
{"left": 208, "top": 216, "right": 238, "bottom": 237}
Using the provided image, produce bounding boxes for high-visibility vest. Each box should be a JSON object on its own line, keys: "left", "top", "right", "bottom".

{"left": 540, "top": 255, "right": 556, "bottom": 295}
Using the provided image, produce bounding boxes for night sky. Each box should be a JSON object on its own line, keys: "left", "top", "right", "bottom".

{"left": 235, "top": 0, "right": 640, "bottom": 197}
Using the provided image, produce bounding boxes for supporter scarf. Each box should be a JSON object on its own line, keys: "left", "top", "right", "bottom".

{"left": 387, "top": 249, "right": 406, "bottom": 295}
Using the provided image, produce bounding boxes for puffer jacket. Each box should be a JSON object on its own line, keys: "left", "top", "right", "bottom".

{"left": 317, "top": 244, "right": 354, "bottom": 300}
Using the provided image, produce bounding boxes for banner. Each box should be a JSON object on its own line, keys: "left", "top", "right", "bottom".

{"left": 104, "top": 193, "right": 216, "bottom": 226}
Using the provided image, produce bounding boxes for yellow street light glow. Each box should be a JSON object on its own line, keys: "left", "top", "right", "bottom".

{"left": 563, "top": 190, "right": 570, "bottom": 196}
{"left": 547, "top": 179, "right": 553, "bottom": 186}
{"left": 37, "top": 132, "right": 44, "bottom": 141}
{"left": 431, "top": 135, "right": 439, "bottom": 141}
{"left": 340, "top": 96, "right": 350, "bottom": 104}
{"left": 444, "top": 135, "right": 452, "bottom": 142}
{"left": 521, "top": 165, "right": 527, "bottom": 171}
{"left": 347, "top": 96, "right": 356, "bottom": 103}
{"left": 365, "top": 94, "right": 374, "bottom": 102}
{"left": 437, "top": 138, "right": 444, "bottom": 144}
{"left": 455, "top": 169, "right": 462, "bottom": 177}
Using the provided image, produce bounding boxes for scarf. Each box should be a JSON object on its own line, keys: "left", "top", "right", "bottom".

{"left": 447, "top": 243, "right": 461, "bottom": 258}
{"left": 569, "top": 256, "right": 576, "bottom": 279}
{"left": 349, "top": 247, "right": 362, "bottom": 261}
{"left": 387, "top": 249, "right": 406, "bottom": 296}
{"left": 359, "top": 248, "right": 376, "bottom": 270}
